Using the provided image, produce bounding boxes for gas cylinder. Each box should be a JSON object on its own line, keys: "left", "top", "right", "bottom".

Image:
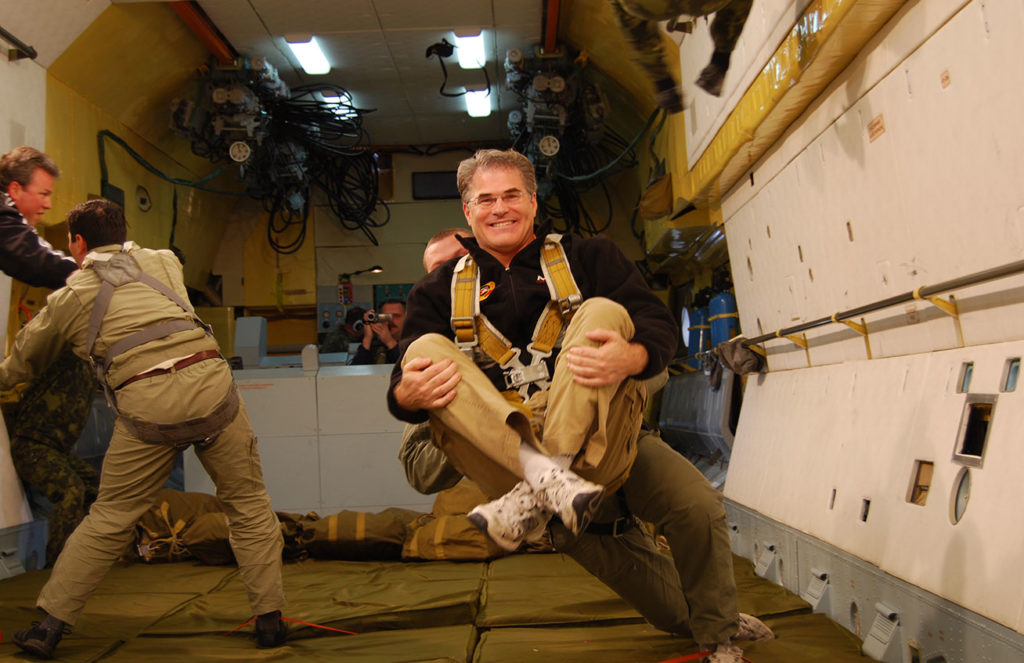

{"left": 709, "top": 291, "right": 739, "bottom": 347}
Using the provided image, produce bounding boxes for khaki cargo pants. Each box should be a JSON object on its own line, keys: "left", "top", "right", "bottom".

{"left": 403, "top": 297, "right": 646, "bottom": 499}
{"left": 37, "top": 361, "right": 285, "bottom": 624}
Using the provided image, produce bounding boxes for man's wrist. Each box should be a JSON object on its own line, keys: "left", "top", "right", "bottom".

{"left": 628, "top": 342, "right": 649, "bottom": 375}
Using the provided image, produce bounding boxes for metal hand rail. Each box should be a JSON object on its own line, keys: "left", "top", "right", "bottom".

{"left": 0, "top": 24, "right": 37, "bottom": 61}
{"left": 744, "top": 258, "right": 1024, "bottom": 346}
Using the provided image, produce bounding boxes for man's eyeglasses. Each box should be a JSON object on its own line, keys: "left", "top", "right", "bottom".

{"left": 469, "top": 190, "right": 529, "bottom": 208}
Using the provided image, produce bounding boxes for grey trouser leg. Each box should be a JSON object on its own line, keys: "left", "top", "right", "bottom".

{"left": 555, "top": 432, "right": 739, "bottom": 644}
{"left": 623, "top": 432, "right": 738, "bottom": 644}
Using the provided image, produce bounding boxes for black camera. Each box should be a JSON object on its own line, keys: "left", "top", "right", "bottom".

{"left": 366, "top": 312, "right": 393, "bottom": 323}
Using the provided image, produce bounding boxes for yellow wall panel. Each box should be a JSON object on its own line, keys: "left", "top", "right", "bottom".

{"left": 45, "top": 76, "right": 235, "bottom": 290}
{"left": 243, "top": 210, "right": 317, "bottom": 308}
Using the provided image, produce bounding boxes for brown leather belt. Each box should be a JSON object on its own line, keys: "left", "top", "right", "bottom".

{"left": 117, "top": 349, "right": 222, "bottom": 389}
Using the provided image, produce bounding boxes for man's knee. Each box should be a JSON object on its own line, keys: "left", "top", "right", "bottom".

{"left": 405, "top": 333, "right": 458, "bottom": 363}
{"left": 569, "top": 298, "right": 633, "bottom": 338}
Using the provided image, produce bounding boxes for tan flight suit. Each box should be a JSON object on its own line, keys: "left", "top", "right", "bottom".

{"left": 0, "top": 243, "right": 284, "bottom": 624}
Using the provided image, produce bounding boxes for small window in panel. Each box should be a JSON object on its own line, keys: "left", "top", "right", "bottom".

{"left": 1001, "top": 358, "right": 1020, "bottom": 392}
{"left": 953, "top": 394, "right": 996, "bottom": 468}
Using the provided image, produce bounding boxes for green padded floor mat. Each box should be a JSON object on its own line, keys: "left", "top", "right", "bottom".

{"left": 473, "top": 613, "right": 867, "bottom": 663}
{"left": 143, "top": 559, "right": 486, "bottom": 636}
{"left": 478, "top": 553, "right": 638, "bottom": 627}
{"left": 0, "top": 563, "right": 235, "bottom": 642}
{"left": 477, "top": 552, "right": 810, "bottom": 629}
{"left": 0, "top": 553, "right": 866, "bottom": 661}
{"left": 105, "top": 624, "right": 478, "bottom": 662}
{"left": 731, "top": 556, "right": 810, "bottom": 617}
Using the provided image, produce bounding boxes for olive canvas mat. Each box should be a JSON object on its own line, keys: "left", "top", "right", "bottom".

{"left": 0, "top": 553, "right": 865, "bottom": 661}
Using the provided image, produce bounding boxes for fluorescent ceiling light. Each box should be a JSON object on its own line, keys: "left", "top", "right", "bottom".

{"left": 464, "top": 88, "right": 491, "bottom": 117}
{"left": 321, "top": 91, "right": 358, "bottom": 120}
{"left": 453, "top": 30, "right": 485, "bottom": 69}
{"left": 286, "top": 36, "right": 330, "bottom": 75}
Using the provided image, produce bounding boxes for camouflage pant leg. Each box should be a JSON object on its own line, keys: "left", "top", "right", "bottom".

{"left": 10, "top": 439, "right": 98, "bottom": 566}
{"left": 6, "top": 348, "right": 99, "bottom": 566}
{"left": 612, "top": 0, "right": 674, "bottom": 88}
{"left": 9, "top": 347, "right": 96, "bottom": 453}
{"left": 68, "top": 453, "right": 101, "bottom": 504}
{"left": 709, "top": 0, "right": 752, "bottom": 54}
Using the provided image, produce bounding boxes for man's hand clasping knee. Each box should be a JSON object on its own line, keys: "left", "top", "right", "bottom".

{"left": 394, "top": 356, "right": 461, "bottom": 410}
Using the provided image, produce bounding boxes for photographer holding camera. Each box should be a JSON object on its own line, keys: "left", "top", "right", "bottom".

{"left": 352, "top": 299, "right": 406, "bottom": 365}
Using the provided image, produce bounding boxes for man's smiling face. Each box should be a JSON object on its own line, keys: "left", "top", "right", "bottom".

{"left": 462, "top": 166, "right": 537, "bottom": 266}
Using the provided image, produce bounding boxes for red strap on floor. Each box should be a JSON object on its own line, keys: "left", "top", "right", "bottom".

{"left": 224, "top": 616, "right": 357, "bottom": 637}
{"left": 658, "top": 652, "right": 754, "bottom": 663}
{"left": 282, "top": 617, "right": 357, "bottom": 635}
{"left": 223, "top": 617, "right": 256, "bottom": 635}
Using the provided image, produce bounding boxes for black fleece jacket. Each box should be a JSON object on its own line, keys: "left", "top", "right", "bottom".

{"left": 0, "top": 203, "right": 76, "bottom": 289}
{"left": 388, "top": 225, "right": 678, "bottom": 423}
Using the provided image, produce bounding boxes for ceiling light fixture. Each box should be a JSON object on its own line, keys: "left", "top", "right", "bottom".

{"left": 321, "top": 90, "right": 358, "bottom": 120}
{"left": 286, "top": 34, "right": 330, "bottom": 75}
{"left": 453, "top": 29, "right": 486, "bottom": 69}
{"left": 464, "top": 85, "right": 491, "bottom": 117}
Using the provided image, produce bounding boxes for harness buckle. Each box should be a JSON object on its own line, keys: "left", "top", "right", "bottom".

{"left": 504, "top": 362, "right": 550, "bottom": 389}
{"left": 558, "top": 292, "right": 582, "bottom": 317}
{"left": 610, "top": 516, "right": 634, "bottom": 538}
{"left": 451, "top": 316, "right": 478, "bottom": 358}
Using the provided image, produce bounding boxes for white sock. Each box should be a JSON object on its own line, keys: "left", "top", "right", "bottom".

{"left": 519, "top": 442, "right": 572, "bottom": 487}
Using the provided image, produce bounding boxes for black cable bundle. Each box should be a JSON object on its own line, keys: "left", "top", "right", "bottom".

{"left": 311, "top": 150, "right": 391, "bottom": 246}
{"left": 170, "top": 68, "right": 391, "bottom": 254}
{"left": 257, "top": 84, "right": 389, "bottom": 249}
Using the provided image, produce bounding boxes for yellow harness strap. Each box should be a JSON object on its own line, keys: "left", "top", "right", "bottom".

{"left": 451, "top": 256, "right": 478, "bottom": 346}
{"left": 450, "top": 235, "right": 581, "bottom": 372}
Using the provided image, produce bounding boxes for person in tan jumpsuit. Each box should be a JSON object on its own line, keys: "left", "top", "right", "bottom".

{"left": 2, "top": 199, "right": 286, "bottom": 658}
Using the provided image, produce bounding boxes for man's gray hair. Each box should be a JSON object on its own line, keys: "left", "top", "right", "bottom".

{"left": 456, "top": 149, "right": 537, "bottom": 203}
{"left": 0, "top": 146, "right": 60, "bottom": 191}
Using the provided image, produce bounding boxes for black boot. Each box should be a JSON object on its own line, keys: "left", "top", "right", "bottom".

{"left": 13, "top": 616, "right": 67, "bottom": 659}
{"left": 254, "top": 610, "right": 287, "bottom": 648}
{"left": 696, "top": 50, "right": 732, "bottom": 97}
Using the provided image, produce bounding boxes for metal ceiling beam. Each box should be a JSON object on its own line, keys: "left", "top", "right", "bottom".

{"left": 170, "top": 1, "right": 235, "bottom": 65}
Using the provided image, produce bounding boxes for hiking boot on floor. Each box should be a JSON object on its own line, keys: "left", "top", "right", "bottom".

{"left": 467, "top": 481, "right": 551, "bottom": 551}
{"left": 703, "top": 643, "right": 745, "bottom": 663}
{"left": 254, "top": 610, "right": 287, "bottom": 648}
{"left": 736, "top": 612, "right": 774, "bottom": 642}
{"left": 531, "top": 467, "right": 605, "bottom": 536}
{"left": 13, "top": 621, "right": 67, "bottom": 659}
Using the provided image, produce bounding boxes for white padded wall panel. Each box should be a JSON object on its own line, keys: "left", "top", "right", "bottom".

{"left": 680, "top": 0, "right": 814, "bottom": 165}
{"left": 723, "top": 0, "right": 1024, "bottom": 364}
{"left": 319, "top": 433, "right": 433, "bottom": 514}
{"left": 235, "top": 370, "right": 319, "bottom": 438}
{"left": 317, "top": 365, "right": 405, "bottom": 436}
{"left": 726, "top": 342, "right": 1024, "bottom": 631}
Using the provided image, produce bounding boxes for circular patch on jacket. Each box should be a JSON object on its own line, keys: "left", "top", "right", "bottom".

{"left": 479, "top": 281, "right": 495, "bottom": 301}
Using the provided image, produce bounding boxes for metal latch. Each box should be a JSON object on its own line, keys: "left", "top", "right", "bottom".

{"left": 504, "top": 362, "right": 550, "bottom": 389}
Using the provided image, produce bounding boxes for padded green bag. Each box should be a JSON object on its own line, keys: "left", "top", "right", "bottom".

{"left": 402, "top": 514, "right": 506, "bottom": 561}
{"left": 132, "top": 489, "right": 228, "bottom": 563}
{"left": 182, "top": 511, "right": 233, "bottom": 565}
{"left": 432, "top": 479, "right": 489, "bottom": 516}
{"left": 302, "top": 507, "right": 421, "bottom": 560}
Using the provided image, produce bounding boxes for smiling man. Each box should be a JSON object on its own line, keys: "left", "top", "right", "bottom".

{"left": 388, "top": 148, "right": 676, "bottom": 550}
